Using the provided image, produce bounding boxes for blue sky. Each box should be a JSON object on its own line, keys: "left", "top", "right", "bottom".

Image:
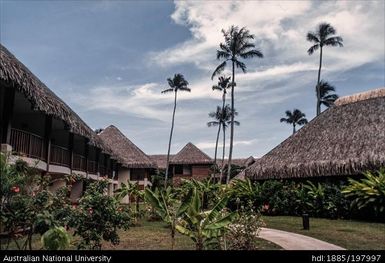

{"left": 1, "top": 0, "right": 384, "bottom": 158}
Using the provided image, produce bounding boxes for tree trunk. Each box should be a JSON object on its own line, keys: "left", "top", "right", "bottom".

{"left": 212, "top": 124, "right": 221, "bottom": 180}
{"left": 164, "top": 90, "right": 178, "bottom": 187}
{"left": 293, "top": 124, "right": 296, "bottom": 135}
{"left": 196, "top": 238, "right": 203, "bottom": 250}
{"left": 316, "top": 47, "right": 323, "bottom": 116}
{"left": 171, "top": 227, "right": 175, "bottom": 250}
{"left": 220, "top": 124, "right": 226, "bottom": 184}
{"left": 136, "top": 196, "right": 140, "bottom": 215}
{"left": 227, "top": 60, "right": 235, "bottom": 184}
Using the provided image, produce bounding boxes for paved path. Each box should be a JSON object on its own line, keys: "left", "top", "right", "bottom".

{"left": 259, "top": 228, "right": 345, "bottom": 250}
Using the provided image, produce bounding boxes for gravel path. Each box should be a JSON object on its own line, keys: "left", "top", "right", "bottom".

{"left": 259, "top": 228, "right": 345, "bottom": 250}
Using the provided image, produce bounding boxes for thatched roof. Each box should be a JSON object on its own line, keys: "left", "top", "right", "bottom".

{"left": 149, "top": 154, "right": 175, "bottom": 170}
{"left": 171, "top": 142, "right": 213, "bottom": 165}
{"left": 98, "top": 125, "right": 156, "bottom": 168}
{"left": 218, "top": 156, "right": 256, "bottom": 167}
{"left": 0, "top": 44, "right": 113, "bottom": 154}
{"left": 243, "top": 87, "right": 385, "bottom": 180}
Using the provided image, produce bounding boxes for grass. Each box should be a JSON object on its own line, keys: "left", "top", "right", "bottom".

{"left": 2, "top": 218, "right": 281, "bottom": 250}
{"left": 262, "top": 216, "right": 385, "bottom": 250}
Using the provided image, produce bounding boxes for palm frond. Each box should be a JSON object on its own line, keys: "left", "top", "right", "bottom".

{"left": 306, "top": 32, "right": 320, "bottom": 43}
{"left": 234, "top": 60, "right": 246, "bottom": 73}
{"left": 324, "top": 36, "right": 344, "bottom": 47}
{"left": 161, "top": 88, "right": 174, "bottom": 94}
{"left": 307, "top": 44, "right": 319, "bottom": 55}
{"left": 178, "top": 87, "right": 191, "bottom": 92}
{"left": 239, "top": 49, "right": 263, "bottom": 59}
{"left": 211, "top": 61, "right": 227, "bottom": 80}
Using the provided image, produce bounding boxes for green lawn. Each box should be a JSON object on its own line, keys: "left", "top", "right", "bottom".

{"left": 2, "top": 219, "right": 281, "bottom": 250}
{"left": 262, "top": 216, "right": 385, "bottom": 250}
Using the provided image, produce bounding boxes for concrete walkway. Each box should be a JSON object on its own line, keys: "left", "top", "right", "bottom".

{"left": 259, "top": 228, "right": 345, "bottom": 250}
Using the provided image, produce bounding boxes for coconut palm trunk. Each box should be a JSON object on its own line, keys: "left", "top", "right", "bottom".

{"left": 220, "top": 123, "right": 226, "bottom": 183}
{"left": 165, "top": 90, "right": 177, "bottom": 187}
{"left": 213, "top": 124, "right": 221, "bottom": 172}
{"left": 316, "top": 47, "right": 323, "bottom": 116}
{"left": 293, "top": 124, "right": 296, "bottom": 134}
{"left": 227, "top": 60, "right": 235, "bottom": 184}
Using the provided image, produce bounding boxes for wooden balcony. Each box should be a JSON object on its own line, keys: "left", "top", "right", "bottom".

{"left": 8, "top": 128, "right": 115, "bottom": 177}
{"left": 10, "top": 128, "right": 46, "bottom": 160}
{"left": 50, "top": 144, "right": 70, "bottom": 167}
{"left": 73, "top": 154, "right": 86, "bottom": 172}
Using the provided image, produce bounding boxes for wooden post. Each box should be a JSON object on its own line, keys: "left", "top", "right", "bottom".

{"left": 96, "top": 148, "right": 100, "bottom": 178}
{"left": 69, "top": 133, "right": 74, "bottom": 170}
{"left": 1, "top": 86, "right": 15, "bottom": 144}
{"left": 84, "top": 139, "right": 89, "bottom": 174}
{"left": 44, "top": 116, "right": 52, "bottom": 171}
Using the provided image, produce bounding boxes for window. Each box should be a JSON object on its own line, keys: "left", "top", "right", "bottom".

{"left": 130, "top": 169, "right": 146, "bottom": 181}
{"left": 183, "top": 165, "right": 192, "bottom": 176}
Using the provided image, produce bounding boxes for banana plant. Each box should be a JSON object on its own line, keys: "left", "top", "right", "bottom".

{"left": 175, "top": 187, "right": 236, "bottom": 250}
{"left": 114, "top": 181, "right": 143, "bottom": 222}
{"left": 342, "top": 169, "right": 385, "bottom": 215}
{"left": 144, "top": 187, "right": 191, "bottom": 249}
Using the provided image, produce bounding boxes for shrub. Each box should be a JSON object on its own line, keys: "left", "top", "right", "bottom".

{"left": 226, "top": 203, "right": 264, "bottom": 250}
{"left": 41, "top": 227, "right": 71, "bottom": 250}
{"left": 342, "top": 169, "right": 385, "bottom": 219}
{"left": 69, "top": 179, "right": 131, "bottom": 250}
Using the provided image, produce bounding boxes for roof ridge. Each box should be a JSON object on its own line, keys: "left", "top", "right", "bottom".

{"left": 335, "top": 87, "right": 385, "bottom": 106}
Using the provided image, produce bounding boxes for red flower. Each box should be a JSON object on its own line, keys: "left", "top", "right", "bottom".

{"left": 88, "top": 208, "right": 93, "bottom": 214}
{"left": 11, "top": 186, "right": 20, "bottom": 193}
{"left": 117, "top": 207, "right": 123, "bottom": 212}
{"left": 72, "top": 204, "right": 78, "bottom": 209}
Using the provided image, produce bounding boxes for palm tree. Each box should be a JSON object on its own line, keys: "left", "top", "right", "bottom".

{"left": 208, "top": 105, "right": 239, "bottom": 184}
{"left": 220, "top": 105, "right": 239, "bottom": 184}
{"left": 212, "top": 75, "right": 232, "bottom": 113}
{"left": 319, "top": 80, "right": 339, "bottom": 109}
{"left": 207, "top": 106, "right": 223, "bottom": 172}
{"left": 307, "top": 22, "right": 343, "bottom": 116}
{"left": 280, "top": 109, "right": 308, "bottom": 135}
{"left": 162, "top": 74, "right": 190, "bottom": 187}
{"left": 212, "top": 25, "right": 263, "bottom": 184}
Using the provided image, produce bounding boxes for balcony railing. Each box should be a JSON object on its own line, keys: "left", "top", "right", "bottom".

{"left": 50, "top": 144, "right": 70, "bottom": 167}
{"left": 73, "top": 154, "right": 86, "bottom": 172}
{"left": 87, "top": 160, "right": 98, "bottom": 174}
{"left": 10, "top": 128, "right": 46, "bottom": 160}
{"left": 9, "top": 129, "right": 115, "bottom": 177}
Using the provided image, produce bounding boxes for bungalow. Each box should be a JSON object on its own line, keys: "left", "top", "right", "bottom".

{"left": 239, "top": 88, "right": 385, "bottom": 181}
{"left": 0, "top": 44, "right": 120, "bottom": 201}
{"left": 97, "top": 125, "right": 157, "bottom": 203}
{"left": 150, "top": 142, "right": 214, "bottom": 185}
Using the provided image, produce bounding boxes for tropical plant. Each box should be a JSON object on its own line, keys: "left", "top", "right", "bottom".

{"left": 179, "top": 178, "right": 220, "bottom": 209}
{"left": 307, "top": 22, "right": 343, "bottom": 115}
{"left": 69, "top": 178, "right": 130, "bottom": 250}
{"left": 227, "top": 178, "right": 260, "bottom": 210}
{"left": 41, "top": 226, "right": 71, "bottom": 250}
{"left": 212, "top": 25, "right": 263, "bottom": 185}
{"left": 162, "top": 73, "right": 191, "bottom": 187}
{"left": 319, "top": 80, "right": 339, "bottom": 109}
{"left": 342, "top": 169, "right": 385, "bottom": 217}
{"left": 144, "top": 187, "right": 190, "bottom": 249}
{"left": 226, "top": 202, "right": 264, "bottom": 250}
{"left": 280, "top": 109, "right": 308, "bottom": 134}
{"left": 175, "top": 187, "right": 236, "bottom": 250}
{"left": 114, "top": 181, "right": 143, "bottom": 224}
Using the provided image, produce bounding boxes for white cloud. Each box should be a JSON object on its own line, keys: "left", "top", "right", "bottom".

{"left": 196, "top": 139, "right": 257, "bottom": 150}
{"left": 150, "top": 0, "right": 384, "bottom": 77}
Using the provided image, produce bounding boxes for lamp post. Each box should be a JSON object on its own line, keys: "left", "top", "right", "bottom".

{"left": 302, "top": 213, "right": 310, "bottom": 230}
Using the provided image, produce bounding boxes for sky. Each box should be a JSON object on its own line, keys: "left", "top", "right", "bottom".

{"left": 1, "top": 0, "right": 384, "bottom": 158}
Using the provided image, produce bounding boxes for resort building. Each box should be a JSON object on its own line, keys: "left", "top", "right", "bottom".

{"left": 238, "top": 88, "right": 385, "bottom": 181}
{"left": 0, "top": 44, "right": 120, "bottom": 202}
{"left": 150, "top": 142, "right": 213, "bottom": 185}
{"left": 98, "top": 125, "right": 157, "bottom": 203}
